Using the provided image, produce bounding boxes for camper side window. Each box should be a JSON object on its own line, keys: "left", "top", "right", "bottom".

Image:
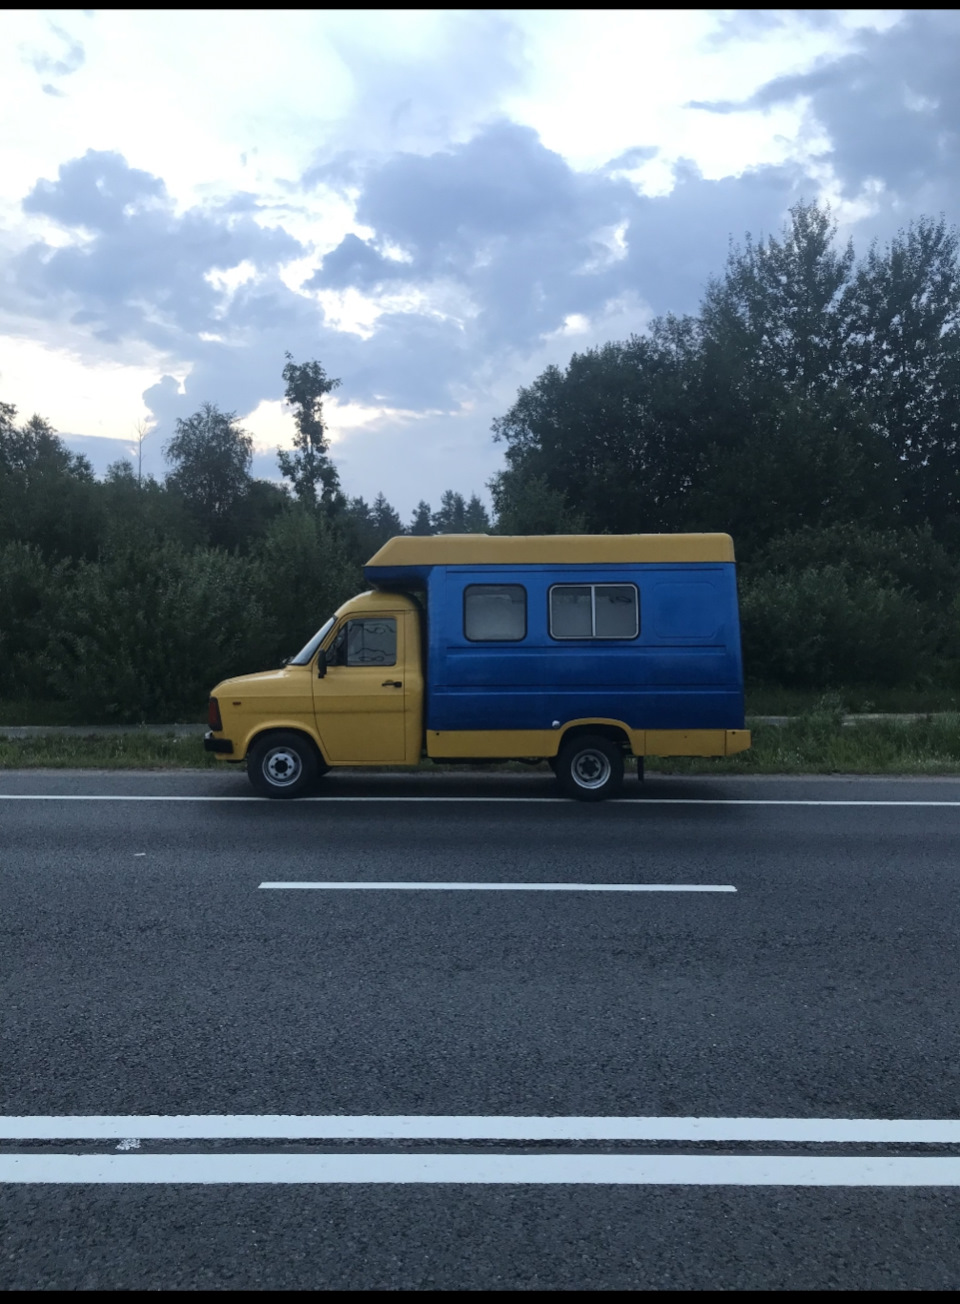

{"left": 549, "top": 584, "right": 639, "bottom": 639}
{"left": 463, "top": 585, "right": 527, "bottom": 641}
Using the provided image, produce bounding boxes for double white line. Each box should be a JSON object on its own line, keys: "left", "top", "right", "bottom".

{"left": 4, "top": 1115, "right": 960, "bottom": 1185}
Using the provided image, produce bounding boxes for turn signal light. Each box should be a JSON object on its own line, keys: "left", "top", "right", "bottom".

{"left": 208, "top": 697, "right": 223, "bottom": 731}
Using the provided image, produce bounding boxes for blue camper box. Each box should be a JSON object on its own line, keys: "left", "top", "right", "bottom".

{"left": 364, "top": 532, "right": 750, "bottom": 797}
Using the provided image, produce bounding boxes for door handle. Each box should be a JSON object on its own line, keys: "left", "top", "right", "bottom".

{"left": 382, "top": 680, "right": 403, "bottom": 688}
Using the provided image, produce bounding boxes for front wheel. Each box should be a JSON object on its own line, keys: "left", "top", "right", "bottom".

{"left": 248, "top": 731, "right": 321, "bottom": 799}
{"left": 555, "top": 735, "right": 624, "bottom": 802}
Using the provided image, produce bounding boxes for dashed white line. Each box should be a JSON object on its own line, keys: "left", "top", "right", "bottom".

{"left": 257, "top": 882, "right": 736, "bottom": 892}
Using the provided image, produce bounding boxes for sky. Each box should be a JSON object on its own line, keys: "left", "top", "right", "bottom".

{"left": 2, "top": 7, "right": 959, "bottom": 517}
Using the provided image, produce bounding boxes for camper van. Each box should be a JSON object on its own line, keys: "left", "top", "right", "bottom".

{"left": 204, "top": 533, "right": 750, "bottom": 800}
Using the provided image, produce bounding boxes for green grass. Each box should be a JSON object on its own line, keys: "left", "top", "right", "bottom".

{"left": 647, "top": 713, "right": 960, "bottom": 775}
{"left": 4, "top": 714, "right": 960, "bottom": 774}
{"left": 0, "top": 732, "right": 220, "bottom": 769}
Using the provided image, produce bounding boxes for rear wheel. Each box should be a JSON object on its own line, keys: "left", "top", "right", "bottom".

{"left": 555, "top": 734, "right": 624, "bottom": 802}
{"left": 248, "top": 731, "right": 321, "bottom": 799}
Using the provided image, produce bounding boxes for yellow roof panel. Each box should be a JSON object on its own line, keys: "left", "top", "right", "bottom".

{"left": 366, "top": 533, "right": 735, "bottom": 566}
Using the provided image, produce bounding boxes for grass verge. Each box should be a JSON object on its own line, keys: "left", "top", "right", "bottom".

{"left": 648, "top": 713, "right": 960, "bottom": 775}
{"left": 0, "top": 733, "right": 220, "bottom": 769}
{"left": 3, "top": 713, "right": 960, "bottom": 774}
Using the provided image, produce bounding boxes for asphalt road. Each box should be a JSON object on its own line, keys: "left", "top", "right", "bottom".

{"left": 3, "top": 768, "right": 960, "bottom": 1289}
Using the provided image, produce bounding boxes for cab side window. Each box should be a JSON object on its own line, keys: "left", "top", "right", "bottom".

{"left": 333, "top": 618, "right": 397, "bottom": 666}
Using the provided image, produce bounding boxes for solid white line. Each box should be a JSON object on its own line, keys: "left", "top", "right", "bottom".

{"left": 1, "top": 794, "right": 960, "bottom": 806}
{"left": 257, "top": 882, "right": 736, "bottom": 892}
{"left": 4, "top": 1153, "right": 960, "bottom": 1185}
{"left": 3, "top": 1116, "right": 960, "bottom": 1142}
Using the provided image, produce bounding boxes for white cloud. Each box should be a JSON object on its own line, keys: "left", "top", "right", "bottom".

{"left": 0, "top": 333, "right": 163, "bottom": 437}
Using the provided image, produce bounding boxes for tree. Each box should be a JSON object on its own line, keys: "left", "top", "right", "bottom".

{"left": 699, "top": 201, "right": 854, "bottom": 399}
{"left": 163, "top": 403, "right": 253, "bottom": 547}
{"left": 277, "top": 352, "right": 342, "bottom": 510}
{"left": 371, "top": 492, "right": 403, "bottom": 543}
{"left": 490, "top": 471, "right": 585, "bottom": 535}
{"left": 488, "top": 200, "right": 934, "bottom": 551}
{"left": 432, "top": 490, "right": 467, "bottom": 533}
{"left": 491, "top": 332, "right": 703, "bottom": 536}
{"left": 0, "top": 404, "right": 99, "bottom": 559}
{"left": 134, "top": 418, "right": 151, "bottom": 488}
{"left": 840, "top": 215, "right": 960, "bottom": 534}
{"left": 249, "top": 508, "right": 361, "bottom": 668}
{"left": 463, "top": 494, "right": 491, "bottom": 532}
{"left": 408, "top": 500, "right": 433, "bottom": 535}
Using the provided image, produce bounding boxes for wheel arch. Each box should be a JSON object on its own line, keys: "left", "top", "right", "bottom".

{"left": 246, "top": 724, "right": 328, "bottom": 767}
{"left": 559, "top": 721, "right": 631, "bottom": 752}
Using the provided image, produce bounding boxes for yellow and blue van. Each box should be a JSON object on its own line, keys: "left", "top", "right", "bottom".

{"left": 204, "top": 533, "right": 750, "bottom": 800}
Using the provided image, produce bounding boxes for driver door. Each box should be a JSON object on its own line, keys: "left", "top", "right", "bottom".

{"left": 314, "top": 614, "right": 407, "bottom": 762}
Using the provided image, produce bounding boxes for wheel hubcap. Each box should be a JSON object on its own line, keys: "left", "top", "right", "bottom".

{"left": 263, "top": 747, "right": 302, "bottom": 786}
{"left": 571, "top": 748, "right": 611, "bottom": 789}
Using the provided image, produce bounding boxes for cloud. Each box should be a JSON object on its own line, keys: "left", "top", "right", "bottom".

{"left": 689, "top": 11, "right": 960, "bottom": 215}
{"left": 310, "top": 121, "right": 807, "bottom": 349}
{"left": 310, "top": 10, "right": 528, "bottom": 163}
{"left": 14, "top": 150, "right": 303, "bottom": 347}
{"left": 311, "top": 122, "right": 641, "bottom": 352}
{"left": 601, "top": 146, "right": 659, "bottom": 174}
{"left": 26, "top": 22, "right": 85, "bottom": 80}
{"left": 703, "top": 8, "right": 840, "bottom": 49}
{"left": 309, "top": 232, "right": 410, "bottom": 292}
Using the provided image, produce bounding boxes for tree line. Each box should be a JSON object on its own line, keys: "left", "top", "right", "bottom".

{"left": 2, "top": 201, "right": 960, "bottom": 720}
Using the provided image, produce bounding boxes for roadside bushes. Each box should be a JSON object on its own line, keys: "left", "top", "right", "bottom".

{"left": 48, "top": 540, "right": 261, "bottom": 721}
{"left": 0, "top": 507, "right": 363, "bottom": 722}
{"left": 0, "top": 542, "right": 68, "bottom": 701}
{"left": 740, "top": 565, "right": 931, "bottom": 687}
{"left": 739, "top": 524, "right": 959, "bottom": 688}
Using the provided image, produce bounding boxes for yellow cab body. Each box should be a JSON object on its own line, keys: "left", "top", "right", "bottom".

{"left": 208, "top": 589, "right": 424, "bottom": 768}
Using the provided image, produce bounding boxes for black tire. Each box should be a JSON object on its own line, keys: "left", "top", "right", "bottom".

{"left": 247, "top": 731, "right": 321, "bottom": 799}
{"left": 555, "top": 734, "right": 624, "bottom": 802}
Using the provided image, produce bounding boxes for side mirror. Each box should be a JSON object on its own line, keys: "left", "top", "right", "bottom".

{"left": 316, "top": 648, "right": 327, "bottom": 678}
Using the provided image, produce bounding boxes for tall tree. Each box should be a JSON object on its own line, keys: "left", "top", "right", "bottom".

{"left": 163, "top": 402, "right": 253, "bottom": 545}
{"left": 491, "top": 329, "right": 702, "bottom": 536}
{"left": 408, "top": 500, "right": 433, "bottom": 535}
{"left": 699, "top": 201, "right": 855, "bottom": 399}
{"left": 0, "top": 404, "right": 99, "bottom": 559}
{"left": 371, "top": 492, "right": 404, "bottom": 545}
{"left": 463, "top": 493, "right": 491, "bottom": 532}
{"left": 431, "top": 490, "right": 468, "bottom": 533}
{"left": 277, "top": 353, "right": 342, "bottom": 510}
{"left": 840, "top": 215, "right": 960, "bottom": 533}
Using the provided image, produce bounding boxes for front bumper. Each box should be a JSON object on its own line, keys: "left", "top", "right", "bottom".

{"left": 204, "top": 731, "right": 234, "bottom": 754}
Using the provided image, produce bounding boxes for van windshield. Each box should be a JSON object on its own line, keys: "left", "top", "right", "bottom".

{"left": 288, "top": 616, "right": 335, "bottom": 666}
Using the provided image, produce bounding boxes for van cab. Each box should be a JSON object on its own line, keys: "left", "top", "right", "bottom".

{"left": 205, "top": 533, "right": 750, "bottom": 800}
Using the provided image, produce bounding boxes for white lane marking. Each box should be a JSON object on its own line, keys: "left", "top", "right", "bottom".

{"left": 258, "top": 882, "right": 736, "bottom": 893}
{"left": 2, "top": 794, "right": 960, "bottom": 806}
{"left": 4, "top": 1116, "right": 960, "bottom": 1142}
{"left": 5, "top": 1153, "right": 960, "bottom": 1185}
